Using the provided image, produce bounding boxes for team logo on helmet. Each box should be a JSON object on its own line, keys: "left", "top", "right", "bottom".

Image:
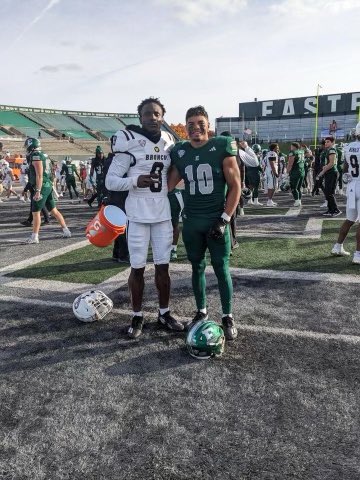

{"left": 186, "top": 320, "right": 225, "bottom": 360}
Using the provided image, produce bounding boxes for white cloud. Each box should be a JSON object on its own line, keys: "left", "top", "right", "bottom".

{"left": 270, "top": 0, "right": 360, "bottom": 16}
{"left": 10, "top": 0, "right": 62, "bottom": 46}
{"left": 154, "top": 0, "right": 247, "bottom": 24}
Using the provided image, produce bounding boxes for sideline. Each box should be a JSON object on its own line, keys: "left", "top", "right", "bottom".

{"left": 1, "top": 293, "right": 360, "bottom": 346}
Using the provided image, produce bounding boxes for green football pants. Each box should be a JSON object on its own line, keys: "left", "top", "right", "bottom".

{"left": 182, "top": 216, "right": 233, "bottom": 314}
{"left": 290, "top": 172, "right": 305, "bottom": 200}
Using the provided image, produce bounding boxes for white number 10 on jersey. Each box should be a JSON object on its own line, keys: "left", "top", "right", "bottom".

{"left": 184, "top": 164, "right": 214, "bottom": 195}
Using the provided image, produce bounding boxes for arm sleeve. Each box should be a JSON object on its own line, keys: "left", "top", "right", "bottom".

{"left": 105, "top": 153, "right": 138, "bottom": 191}
{"left": 238, "top": 147, "right": 259, "bottom": 167}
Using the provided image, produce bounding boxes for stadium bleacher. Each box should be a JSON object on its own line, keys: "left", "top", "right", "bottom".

{"left": 0, "top": 105, "right": 179, "bottom": 161}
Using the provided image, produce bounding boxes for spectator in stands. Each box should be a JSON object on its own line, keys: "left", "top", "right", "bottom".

{"left": 329, "top": 119, "right": 337, "bottom": 134}
{"left": 88, "top": 146, "right": 106, "bottom": 208}
{"left": 38, "top": 131, "right": 42, "bottom": 139}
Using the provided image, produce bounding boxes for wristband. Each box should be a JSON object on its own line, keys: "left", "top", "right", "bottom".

{"left": 35, "top": 188, "right": 41, "bottom": 192}
{"left": 221, "top": 212, "right": 231, "bottom": 223}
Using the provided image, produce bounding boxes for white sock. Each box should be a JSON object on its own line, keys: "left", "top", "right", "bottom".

{"left": 171, "top": 245, "right": 177, "bottom": 251}
{"left": 222, "top": 313, "right": 233, "bottom": 318}
{"left": 199, "top": 308, "right": 207, "bottom": 314}
{"left": 31, "top": 233, "right": 39, "bottom": 240}
{"left": 133, "top": 311, "right": 143, "bottom": 317}
{"left": 62, "top": 227, "right": 70, "bottom": 233}
{"left": 159, "top": 307, "right": 169, "bottom": 315}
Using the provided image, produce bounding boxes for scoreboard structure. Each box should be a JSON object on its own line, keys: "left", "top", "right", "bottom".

{"left": 215, "top": 92, "right": 360, "bottom": 143}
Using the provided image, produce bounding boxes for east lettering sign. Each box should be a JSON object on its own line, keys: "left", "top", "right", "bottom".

{"left": 239, "top": 92, "right": 360, "bottom": 119}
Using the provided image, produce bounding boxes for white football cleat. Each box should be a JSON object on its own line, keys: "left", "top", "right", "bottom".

{"left": 294, "top": 200, "right": 301, "bottom": 207}
{"left": 320, "top": 201, "right": 328, "bottom": 208}
{"left": 247, "top": 198, "right": 254, "bottom": 205}
{"left": 239, "top": 208, "right": 245, "bottom": 216}
{"left": 253, "top": 198, "right": 262, "bottom": 206}
{"left": 331, "top": 244, "right": 350, "bottom": 256}
{"left": 62, "top": 228, "right": 71, "bottom": 238}
{"left": 25, "top": 236, "right": 39, "bottom": 244}
{"left": 352, "top": 253, "right": 360, "bottom": 264}
{"left": 267, "top": 200, "right": 277, "bottom": 207}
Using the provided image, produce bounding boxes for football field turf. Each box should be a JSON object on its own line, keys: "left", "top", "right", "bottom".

{"left": 7, "top": 219, "right": 359, "bottom": 284}
{"left": 1, "top": 193, "right": 360, "bottom": 479}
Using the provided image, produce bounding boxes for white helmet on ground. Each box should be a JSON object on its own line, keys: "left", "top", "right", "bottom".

{"left": 73, "top": 290, "right": 113, "bottom": 322}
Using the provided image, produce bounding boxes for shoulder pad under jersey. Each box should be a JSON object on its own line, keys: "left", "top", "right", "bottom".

{"left": 111, "top": 129, "right": 137, "bottom": 153}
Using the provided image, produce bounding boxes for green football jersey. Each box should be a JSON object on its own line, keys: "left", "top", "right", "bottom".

{"left": 289, "top": 149, "right": 305, "bottom": 174}
{"left": 336, "top": 147, "right": 344, "bottom": 165}
{"left": 170, "top": 136, "right": 237, "bottom": 219}
{"left": 322, "top": 146, "right": 338, "bottom": 173}
{"left": 28, "top": 150, "right": 52, "bottom": 187}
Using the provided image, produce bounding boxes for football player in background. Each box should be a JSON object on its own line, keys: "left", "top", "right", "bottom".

{"left": 23, "top": 138, "right": 71, "bottom": 243}
{"left": 331, "top": 123, "right": 360, "bottom": 263}
{"left": 316, "top": 136, "right": 341, "bottom": 217}
{"left": 238, "top": 140, "right": 262, "bottom": 207}
{"left": 60, "top": 157, "right": 81, "bottom": 203}
{"left": 1, "top": 160, "right": 19, "bottom": 199}
{"left": 88, "top": 146, "right": 106, "bottom": 208}
{"left": 106, "top": 97, "right": 184, "bottom": 338}
{"left": 264, "top": 143, "right": 279, "bottom": 206}
{"left": 168, "top": 106, "right": 241, "bottom": 340}
{"left": 168, "top": 187, "right": 184, "bottom": 260}
{"left": 287, "top": 142, "right": 305, "bottom": 207}
{"left": 336, "top": 142, "right": 345, "bottom": 195}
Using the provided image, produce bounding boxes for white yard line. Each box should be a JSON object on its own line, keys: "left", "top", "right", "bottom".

{"left": 1, "top": 293, "right": 360, "bottom": 346}
{"left": 0, "top": 239, "right": 90, "bottom": 275}
{"left": 170, "top": 263, "right": 360, "bottom": 284}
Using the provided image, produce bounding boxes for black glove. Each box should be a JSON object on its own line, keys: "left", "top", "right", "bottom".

{"left": 207, "top": 217, "right": 229, "bottom": 240}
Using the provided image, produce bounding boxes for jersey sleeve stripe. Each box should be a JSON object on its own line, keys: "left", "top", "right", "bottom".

{"left": 127, "top": 130, "right": 135, "bottom": 140}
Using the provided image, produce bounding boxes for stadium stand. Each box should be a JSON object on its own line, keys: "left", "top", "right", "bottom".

{"left": 0, "top": 104, "right": 179, "bottom": 161}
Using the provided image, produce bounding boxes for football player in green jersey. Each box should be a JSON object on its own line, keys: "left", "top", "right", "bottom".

{"left": 316, "top": 136, "right": 341, "bottom": 217}
{"left": 287, "top": 142, "right": 305, "bottom": 207}
{"left": 24, "top": 138, "right": 71, "bottom": 244}
{"left": 168, "top": 106, "right": 241, "bottom": 340}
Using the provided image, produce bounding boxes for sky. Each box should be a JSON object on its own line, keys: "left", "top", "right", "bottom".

{"left": 1, "top": 0, "right": 359, "bottom": 125}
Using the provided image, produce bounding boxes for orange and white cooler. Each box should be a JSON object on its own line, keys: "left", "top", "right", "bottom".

{"left": 86, "top": 205, "right": 127, "bottom": 247}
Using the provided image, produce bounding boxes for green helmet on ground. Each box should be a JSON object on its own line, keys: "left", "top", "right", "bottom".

{"left": 24, "top": 137, "right": 41, "bottom": 153}
{"left": 252, "top": 144, "right": 261, "bottom": 153}
{"left": 280, "top": 179, "right": 290, "bottom": 192}
{"left": 186, "top": 320, "right": 225, "bottom": 359}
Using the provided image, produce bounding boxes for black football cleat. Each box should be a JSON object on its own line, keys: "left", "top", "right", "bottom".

{"left": 128, "top": 316, "right": 144, "bottom": 339}
{"left": 222, "top": 316, "right": 238, "bottom": 341}
{"left": 157, "top": 311, "right": 184, "bottom": 331}
{"left": 184, "top": 311, "right": 209, "bottom": 331}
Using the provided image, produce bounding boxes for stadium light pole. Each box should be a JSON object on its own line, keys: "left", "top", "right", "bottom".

{"left": 314, "top": 84, "right": 322, "bottom": 149}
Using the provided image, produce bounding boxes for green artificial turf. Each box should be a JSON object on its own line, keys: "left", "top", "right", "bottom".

{"left": 8, "top": 221, "right": 359, "bottom": 284}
